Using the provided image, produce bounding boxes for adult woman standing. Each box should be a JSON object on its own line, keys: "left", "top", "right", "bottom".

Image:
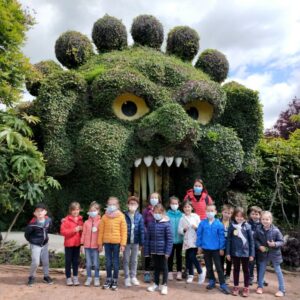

{"left": 183, "top": 178, "right": 213, "bottom": 220}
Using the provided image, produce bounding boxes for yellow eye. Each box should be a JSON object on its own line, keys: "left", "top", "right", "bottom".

{"left": 184, "top": 100, "right": 214, "bottom": 125}
{"left": 112, "top": 92, "right": 150, "bottom": 121}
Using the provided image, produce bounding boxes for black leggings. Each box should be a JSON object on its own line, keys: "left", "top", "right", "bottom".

{"left": 65, "top": 246, "right": 80, "bottom": 278}
{"left": 168, "top": 243, "right": 183, "bottom": 272}
{"left": 153, "top": 255, "right": 168, "bottom": 285}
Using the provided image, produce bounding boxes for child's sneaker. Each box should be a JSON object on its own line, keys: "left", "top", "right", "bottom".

{"left": 249, "top": 277, "right": 254, "bottom": 286}
{"left": 206, "top": 279, "right": 216, "bottom": 290}
{"left": 232, "top": 286, "right": 239, "bottom": 296}
{"left": 256, "top": 287, "right": 263, "bottom": 294}
{"left": 73, "top": 276, "right": 80, "bottom": 286}
{"left": 168, "top": 272, "right": 173, "bottom": 281}
{"left": 84, "top": 277, "right": 92, "bottom": 286}
{"left": 186, "top": 275, "right": 194, "bottom": 283}
{"left": 131, "top": 277, "right": 140, "bottom": 286}
{"left": 198, "top": 269, "right": 206, "bottom": 285}
{"left": 161, "top": 285, "right": 168, "bottom": 295}
{"left": 263, "top": 280, "right": 269, "bottom": 286}
{"left": 27, "top": 276, "right": 35, "bottom": 287}
{"left": 103, "top": 278, "right": 111, "bottom": 289}
{"left": 220, "top": 283, "right": 230, "bottom": 295}
{"left": 111, "top": 279, "right": 118, "bottom": 291}
{"left": 275, "top": 291, "right": 285, "bottom": 297}
{"left": 125, "top": 277, "right": 132, "bottom": 287}
{"left": 144, "top": 272, "right": 151, "bottom": 283}
{"left": 66, "top": 277, "right": 73, "bottom": 286}
{"left": 176, "top": 272, "right": 182, "bottom": 280}
{"left": 94, "top": 277, "right": 100, "bottom": 287}
{"left": 242, "top": 287, "right": 250, "bottom": 297}
{"left": 147, "top": 284, "right": 159, "bottom": 292}
{"left": 43, "top": 276, "right": 53, "bottom": 285}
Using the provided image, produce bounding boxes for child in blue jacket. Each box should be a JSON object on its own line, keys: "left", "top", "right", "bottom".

{"left": 197, "top": 204, "right": 230, "bottom": 295}
{"left": 167, "top": 196, "right": 183, "bottom": 281}
{"left": 145, "top": 204, "right": 173, "bottom": 295}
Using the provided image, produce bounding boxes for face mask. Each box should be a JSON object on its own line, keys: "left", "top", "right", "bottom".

{"left": 207, "top": 212, "right": 216, "bottom": 219}
{"left": 107, "top": 205, "right": 117, "bottom": 213}
{"left": 170, "top": 204, "right": 179, "bottom": 211}
{"left": 194, "top": 186, "right": 203, "bottom": 195}
{"left": 150, "top": 198, "right": 159, "bottom": 206}
{"left": 153, "top": 213, "right": 162, "bottom": 221}
{"left": 128, "top": 205, "right": 138, "bottom": 212}
{"left": 88, "top": 211, "right": 98, "bottom": 218}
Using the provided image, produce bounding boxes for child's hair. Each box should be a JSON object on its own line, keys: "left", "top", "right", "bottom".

{"left": 148, "top": 192, "right": 161, "bottom": 202}
{"left": 206, "top": 204, "right": 216, "bottom": 211}
{"left": 261, "top": 211, "right": 273, "bottom": 222}
{"left": 89, "top": 201, "right": 100, "bottom": 211}
{"left": 248, "top": 205, "right": 262, "bottom": 215}
{"left": 182, "top": 200, "right": 194, "bottom": 211}
{"left": 153, "top": 203, "right": 166, "bottom": 214}
{"left": 232, "top": 206, "right": 247, "bottom": 220}
{"left": 169, "top": 196, "right": 180, "bottom": 204}
{"left": 107, "top": 196, "right": 119, "bottom": 205}
{"left": 69, "top": 201, "right": 81, "bottom": 213}
{"left": 194, "top": 178, "right": 204, "bottom": 187}
{"left": 222, "top": 204, "right": 233, "bottom": 212}
{"left": 127, "top": 195, "right": 139, "bottom": 204}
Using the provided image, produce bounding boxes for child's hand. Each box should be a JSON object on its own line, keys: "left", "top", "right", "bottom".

{"left": 192, "top": 224, "right": 197, "bottom": 229}
{"left": 259, "top": 246, "right": 266, "bottom": 252}
{"left": 197, "top": 248, "right": 202, "bottom": 255}
{"left": 226, "top": 255, "right": 231, "bottom": 261}
{"left": 80, "top": 245, "right": 84, "bottom": 254}
{"left": 184, "top": 225, "right": 189, "bottom": 231}
{"left": 249, "top": 256, "right": 254, "bottom": 261}
{"left": 74, "top": 226, "right": 81, "bottom": 232}
{"left": 267, "top": 240, "right": 276, "bottom": 247}
{"left": 98, "top": 245, "right": 103, "bottom": 252}
{"left": 219, "top": 250, "right": 224, "bottom": 256}
{"left": 165, "top": 255, "right": 169, "bottom": 259}
{"left": 120, "top": 245, "right": 125, "bottom": 252}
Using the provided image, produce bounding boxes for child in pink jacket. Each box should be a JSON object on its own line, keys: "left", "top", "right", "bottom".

{"left": 81, "top": 201, "right": 101, "bottom": 286}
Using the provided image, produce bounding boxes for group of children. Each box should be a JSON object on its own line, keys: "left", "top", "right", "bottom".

{"left": 24, "top": 191, "right": 286, "bottom": 297}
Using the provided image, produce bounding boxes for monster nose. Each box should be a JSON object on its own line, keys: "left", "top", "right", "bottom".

{"left": 137, "top": 103, "right": 200, "bottom": 144}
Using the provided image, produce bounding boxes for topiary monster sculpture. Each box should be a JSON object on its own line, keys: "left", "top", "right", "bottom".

{"left": 26, "top": 14, "right": 263, "bottom": 211}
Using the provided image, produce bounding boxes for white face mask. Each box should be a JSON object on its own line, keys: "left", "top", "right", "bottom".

{"left": 150, "top": 198, "right": 159, "bottom": 206}
{"left": 207, "top": 212, "right": 216, "bottom": 219}
{"left": 128, "top": 205, "right": 138, "bottom": 212}
{"left": 170, "top": 204, "right": 179, "bottom": 211}
{"left": 107, "top": 205, "right": 117, "bottom": 213}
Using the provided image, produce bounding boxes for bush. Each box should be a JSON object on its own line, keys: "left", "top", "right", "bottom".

{"left": 166, "top": 26, "right": 199, "bottom": 61}
{"left": 131, "top": 15, "right": 164, "bottom": 49}
{"left": 55, "top": 31, "right": 93, "bottom": 69}
{"left": 92, "top": 14, "right": 127, "bottom": 52}
{"left": 195, "top": 49, "right": 229, "bottom": 83}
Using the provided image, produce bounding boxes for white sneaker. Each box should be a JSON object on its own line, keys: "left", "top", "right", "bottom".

{"left": 198, "top": 272, "right": 205, "bottom": 285}
{"left": 161, "top": 285, "right": 168, "bottom": 295}
{"left": 168, "top": 272, "right": 174, "bottom": 281}
{"left": 176, "top": 272, "right": 182, "bottom": 280}
{"left": 73, "top": 276, "right": 80, "bottom": 286}
{"left": 84, "top": 277, "right": 92, "bottom": 286}
{"left": 66, "top": 277, "right": 73, "bottom": 286}
{"left": 147, "top": 284, "right": 159, "bottom": 292}
{"left": 131, "top": 277, "right": 140, "bottom": 286}
{"left": 125, "top": 277, "right": 132, "bottom": 287}
{"left": 94, "top": 277, "right": 100, "bottom": 287}
{"left": 186, "top": 275, "right": 194, "bottom": 283}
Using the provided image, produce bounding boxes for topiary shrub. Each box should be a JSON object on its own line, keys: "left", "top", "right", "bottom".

{"left": 195, "top": 49, "right": 229, "bottom": 83}
{"left": 166, "top": 26, "right": 199, "bottom": 61}
{"left": 55, "top": 31, "right": 94, "bottom": 69}
{"left": 92, "top": 14, "right": 127, "bottom": 52}
{"left": 131, "top": 15, "right": 164, "bottom": 49}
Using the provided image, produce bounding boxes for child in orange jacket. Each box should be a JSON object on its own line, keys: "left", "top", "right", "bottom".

{"left": 60, "top": 202, "right": 83, "bottom": 286}
{"left": 98, "top": 197, "right": 127, "bottom": 291}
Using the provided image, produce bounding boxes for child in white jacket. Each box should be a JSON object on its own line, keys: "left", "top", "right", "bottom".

{"left": 178, "top": 201, "right": 206, "bottom": 284}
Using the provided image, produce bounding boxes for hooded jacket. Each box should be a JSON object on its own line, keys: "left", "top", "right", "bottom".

{"left": 81, "top": 215, "right": 101, "bottom": 248}
{"left": 60, "top": 215, "right": 83, "bottom": 247}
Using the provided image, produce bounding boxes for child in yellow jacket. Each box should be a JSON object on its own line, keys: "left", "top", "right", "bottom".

{"left": 98, "top": 196, "right": 127, "bottom": 291}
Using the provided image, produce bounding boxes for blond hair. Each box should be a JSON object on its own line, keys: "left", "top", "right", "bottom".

{"left": 89, "top": 201, "right": 100, "bottom": 211}
{"left": 261, "top": 211, "right": 273, "bottom": 222}
{"left": 68, "top": 201, "right": 81, "bottom": 213}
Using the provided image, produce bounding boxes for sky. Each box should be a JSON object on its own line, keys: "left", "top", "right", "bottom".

{"left": 20, "top": 0, "right": 300, "bottom": 129}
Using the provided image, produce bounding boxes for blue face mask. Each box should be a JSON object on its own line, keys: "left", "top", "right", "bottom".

{"left": 150, "top": 198, "right": 159, "bottom": 206}
{"left": 153, "top": 213, "right": 162, "bottom": 221}
{"left": 88, "top": 211, "right": 98, "bottom": 218}
{"left": 106, "top": 205, "right": 117, "bottom": 213}
{"left": 194, "top": 186, "right": 203, "bottom": 195}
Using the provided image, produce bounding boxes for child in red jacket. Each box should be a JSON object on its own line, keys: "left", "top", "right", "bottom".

{"left": 60, "top": 202, "right": 83, "bottom": 286}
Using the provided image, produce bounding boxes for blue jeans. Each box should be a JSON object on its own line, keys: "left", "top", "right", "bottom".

{"left": 85, "top": 248, "right": 99, "bottom": 278}
{"left": 258, "top": 259, "right": 285, "bottom": 293}
{"left": 104, "top": 243, "right": 120, "bottom": 279}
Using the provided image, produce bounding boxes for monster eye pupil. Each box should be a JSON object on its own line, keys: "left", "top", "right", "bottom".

{"left": 186, "top": 107, "right": 199, "bottom": 120}
{"left": 122, "top": 101, "right": 137, "bottom": 116}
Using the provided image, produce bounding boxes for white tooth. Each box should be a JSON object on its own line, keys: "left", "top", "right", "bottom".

{"left": 154, "top": 155, "right": 164, "bottom": 167}
{"left": 183, "top": 158, "right": 189, "bottom": 168}
{"left": 143, "top": 155, "right": 153, "bottom": 167}
{"left": 175, "top": 157, "right": 182, "bottom": 167}
{"left": 134, "top": 158, "right": 142, "bottom": 168}
{"left": 165, "top": 156, "right": 174, "bottom": 167}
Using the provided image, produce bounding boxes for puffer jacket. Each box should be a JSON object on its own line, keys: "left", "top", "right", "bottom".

{"left": 60, "top": 215, "right": 83, "bottom": 247}
{"left": 144, "top": 216, "right": 173, "bottom": 257}
{"left": 183, "top": 188, "right": 213, "bottom": 220}
{"left": 81, "top": 215, "right": 101, "bottom": 248}
{"left": 254, "top": 224, "right": 284, "bottom": 264}
{"left": 124, "top": 210, "right": 145, "bottom": 246}
{"left": 24, "top": 217, "right": 52, "bottom": 247}
{"left": 98, "top": 211, "right": 127, "bottom": 246}
{"left": 143, "top": 205, "right": 154, "bottom": 230}
{"left": 226, "top": 221, "right": 255, "bottom": 258}
{"left": 167, "top": 209, "right": 183, "bottom": 244}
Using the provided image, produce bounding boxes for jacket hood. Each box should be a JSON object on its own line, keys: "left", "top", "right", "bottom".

{"left": 64, "top": 215, "right": 83, "bottom": 223}
{"left": 105, "top": 210, "right": 122, "bottom": 218}
{"left": 186, "top": 188, "right": 208, "bottom": 198}
{"left": 29, "top": 216, "right": 50, "bottom": 225}
{"left": 87, "top": 215, "right": 101, "bottom": 222}
{"left": 167, "top": 209, "right": 182, "bottom": 216}
{"left": 158, "top": 215, "right": 170, "bottom": 223}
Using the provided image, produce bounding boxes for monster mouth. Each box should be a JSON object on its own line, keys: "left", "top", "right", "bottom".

{"left": 130, "top": 155, "right": 189, "bottom": 206}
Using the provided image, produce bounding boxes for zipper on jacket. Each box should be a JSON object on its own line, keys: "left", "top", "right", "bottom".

{"left": 90, "top": 219, "right": 94, "bottom": 248}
